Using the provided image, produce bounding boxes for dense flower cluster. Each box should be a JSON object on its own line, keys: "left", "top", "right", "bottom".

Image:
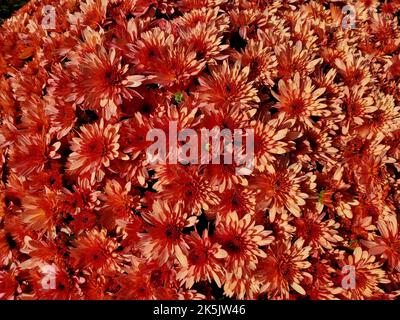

{"left": 1, "top": 0, "right": 400, "bottom": 300}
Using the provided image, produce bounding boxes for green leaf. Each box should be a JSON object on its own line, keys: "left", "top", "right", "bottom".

{"left": 174, "top": 92, "right": 184, "bottom": 104}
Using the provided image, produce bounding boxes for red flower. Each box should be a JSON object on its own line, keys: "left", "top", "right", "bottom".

{"left": 256, "top": 239, "right": 312, "bottom": 299}
{"left": 1, "top": 0, "right": 400, "bottom": 301}
{"left": 177, "top": 230, "right": 227, "bottom": 288}
{"left": 362, "top": 216, "right": 400, "bottom": 272}
{"left": 67, "top": 119, "right": 122, "bottom": 184}
{"left": 70, "top": 229, "right": 123, "bottom": 274}
{"left": 74, "top": 47, "right": 145, "bottom": 119}
{"left": 138, "top": 200, "right": 197, "bottom": 266}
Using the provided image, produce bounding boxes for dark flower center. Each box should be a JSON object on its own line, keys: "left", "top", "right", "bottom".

{"left": 189, "top": 249, "right": 207, "bottom": 265}
{"left": 165, "top": 225, "right": 181, "bottom": 240}
{"left": 225, "top": 236, "right": 243, "bottom": 254}
{"left": 104, "top": 69, "right": 122, "bottom": 85}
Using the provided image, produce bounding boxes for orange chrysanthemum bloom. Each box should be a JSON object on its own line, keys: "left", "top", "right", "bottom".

{"left": 252, "top": 112, "right": 297, "bottom": 172}
{"left": 215, "top": 212, "right": 274, "bottom": 277}
{"left": 8, "top": 134, "right": 60, "bottom": 177}
{"left": 339, "top": 85, "right": 376, "bottom": 135}
{"left": 291, "top": 126, "right": 338, "bottom": 169}
{"left": 207, "top": 185, "right": 256, "bottom": 222}
{"left": 197, "top": 61, "right": 260, "bottom": 111}
{"left": 335, "top": 54, "right": 372, "bottom": 87}
{"left": 21, "top": 188, "right": 62, "bottom": 236}
{"left": 178, "top": 22, "right": 229, "bottom": 64}
{"left": 67, "top": 119, "right": 122, "bottom": 184}
{"left": 98, "top": 179, "right": 141, "bottom": 229}
{"left": 256, "top": 238, "right": 312, "bottom": 299}
{"left": 116, "top": 258, "right": 176, "bottom": 300}
{"left": 274, "top": 41, "right": 321, "bottom": 80}
{"left": 2, "top": 0, "right": 400, "bottom": 301}
{"left": 233, "top": 38, "right": 277, "bottom": 87}
{"left": 28, "top": 264, "right": 81, "bottom": 300}
{"left": 74, "top": 47, "right": 145, "bottom": 119}
{"left": 0, "top": 230, "right": 11, "bottom": 266}
{"left": 362, "top": 216, "right": 400, "bottom": 272}
{"left": 0, "top": 270, "right": 18, "bottom": 300}
{"left": 272, "top": 72, "right": 329, "bottom": 129}
{"left": 337, "top": 247, "right": 390, "bottom": 300}
{"left": 153, "top": 164, "right": 220, "bottom": 213}
{"left": 294, "top": 208, "right": 343, "bottom": 252}
{"left": 317, "top": 166, "right": 359, "bottom": 219}
{"left": 70, "top": 228, "right": 123, "bottom": 274}
{"left": 138, "top": 200, "right": 197, "bottom": 266}
{"left": 176, "top": 230, "right": 227, "bottom": 289}
{"left": 251, "top": 162, "right": 309, "bottom": 221}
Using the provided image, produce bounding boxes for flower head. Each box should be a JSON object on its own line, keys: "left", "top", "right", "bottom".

{"left": 67, "top": 119, "right": 121, "bottom": 184}
{"left": 215, "top": 212, "right": 274, "bottom": 277}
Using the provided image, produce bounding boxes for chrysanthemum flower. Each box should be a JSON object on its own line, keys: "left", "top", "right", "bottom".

{"left": 251, "top": 112, "right": 297, "bottom": 172}
{"left": 138, "top": 200, "right": 197, "bottom": 266}
{"left": 337, "top": 247, "right": 390, "bottom": 300}
{"left": 256, "top": 238, "right": 312, "bottom": 299}
{"left": 215, "top": 212, "right": 274, "bottom": 277}
{"left": 200, "top": 161, "right": 249, "bottom": 193}
{"left": 178, "top": 22, "right": 229, "bottom": 64}
{"left": 70, "top": 0, "right": 108, "bottom": 29}
{"left": 224, "top": 273, "right": 260, "bottom": 300}
{"left": 272, "top": 73, "right": 329, "bottom": 129}
{"left": 293, "top": 208, "right": 343, "bottom": 252}
{"left": 70, "top": 209, "right": 97, "bottom": 233}
{"left": 251, "top": 162, "right": 309, "bottom": 221}
{"left": 233, "top": 38, "right": 277, "bottom": 87}
{"left": 74, "top": 47, "right": 145, "bottom": 119}
{"left": 229, "top": 8, "right": 264, "bottom": 40}
{"left": 63, "top": 178, "right": 101, "bottom": 214}
{"left": 128, "top": 28, "right": 172, "bottom": 72}
{"left": 274, "top": 41, "right": 322, "bottom": 80}
{"left": 199, "top": 104, "right": 252, "bottom": 134}
{"left": 312, "top": 68, "right": 342, "bottom": 117}
{"left": 70, "top": 228, "right": 123, "bottom": 274}
{"left": 98, "top": 179, "right": 141, "bottom": 229}
{"left": 153, "top": 164, "right": 219, "bottom": 213}
{"left": 8, "top": 134, "right": 60, "bottom": 177}
{"left": 0, "top": 270, "right": 18, "bottom": 300}
{"left": 254, "top": 211, "right": 295, "bottom": 243}
{"left": 116, "top": 258, "right": 176, "bottom": 300}
{"left": 335, "top": 54, "right": 372, "bottom": 87}
{"left": 197, "top": 61, "right": 260, "bottom": 111}
{"left": 28, "top": 264, "right": 81, "bottom": 300}
{"left": 147, "top": 43, "right": 205, "bottom": 89}
{"left": 207, "top": 185, "right": 256, "bottom": 222}
{"left": 120, "top": 87, "right": 165, "bottom": 119}
{"left": 67, "top": 119, "right": 122, "bottom": 184}
{"left": 339, "top": 85, "right": 376, "bottom": 134}
{"left": 176, "top": 230, "right": 227, "bottom": 289}
{"left": 362, "top": 216, "right": 400, "bottom": 272}
{"left": 291, "top": 126, "right": 338, "bottom": 170}
{"left": 19, "top": 237, "right": 62, "bottom": 270}
{"left": 2, "top": 0, "right": 400, "bottom": 301}
{"left": 316, "top": 167, "right": 359, "bottom": 219}
{"left": 174, "top": 6, "right": 228, "bottom": 31}
{"left": 0, "top": 230, "right": 12, "bottom": 266}
{"left": 21, "top": 188, "right": 62, "bottom": 236}
{"left": 358, "top": 92, "right": 400, "bottom": 138}
{"left": 302, "top": 258, "right": 341, "bottom": 300}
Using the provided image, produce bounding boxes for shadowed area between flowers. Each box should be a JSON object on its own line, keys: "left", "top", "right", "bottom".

{"left": 0, "top": 0, "right": 29, "bottom": 24}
